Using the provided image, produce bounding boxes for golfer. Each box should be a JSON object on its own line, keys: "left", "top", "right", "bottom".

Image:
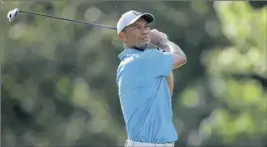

{"left": 116, "top": 10, "right": 187, "bottom": 147}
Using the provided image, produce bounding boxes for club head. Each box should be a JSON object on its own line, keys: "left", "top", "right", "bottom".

{"left": 7, "top": 8, "right": 19, "bottom": 22}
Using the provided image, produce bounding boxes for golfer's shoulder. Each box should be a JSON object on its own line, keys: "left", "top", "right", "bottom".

{"left": 141, "top": 48, "right": 167, "bottom": 58}
{"left": 117, "top": 55, "right": 139, "bottom": 69}
{"left": 144, "top": 48, "right": 162, "bottom": 53}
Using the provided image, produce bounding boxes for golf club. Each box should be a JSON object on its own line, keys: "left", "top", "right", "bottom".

{"left": 7, "top": 8, "right": 117, "bottom": 30}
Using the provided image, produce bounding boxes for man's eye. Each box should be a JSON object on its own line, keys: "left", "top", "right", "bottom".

{"left": 145, "top": 25, "right": 150, "bottom": 28}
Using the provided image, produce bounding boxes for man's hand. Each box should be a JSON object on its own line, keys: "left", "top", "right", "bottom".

{"left": 150, "top": 29, "right": 169, "bottom": 51}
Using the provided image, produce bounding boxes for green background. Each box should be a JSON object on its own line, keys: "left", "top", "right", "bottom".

{"left": 1, "top": 1, "right": 266, "bottom": 147}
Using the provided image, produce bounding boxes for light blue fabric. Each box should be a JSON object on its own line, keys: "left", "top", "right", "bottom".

{"left": 116, "top": 48, "right": 178, "bottom": 143}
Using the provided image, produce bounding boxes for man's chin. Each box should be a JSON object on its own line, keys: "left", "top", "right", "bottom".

{"left": 137, "top": 42, "right": 151, "bottom": 48}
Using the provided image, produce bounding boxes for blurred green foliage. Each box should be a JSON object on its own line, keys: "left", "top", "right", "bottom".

{"left": 1, "top": 1, "right": 266, "bottom": 147}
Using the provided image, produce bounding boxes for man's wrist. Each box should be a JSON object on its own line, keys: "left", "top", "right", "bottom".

{"left": 152, "top": 32, "right": 170, "bottom": 51}
{"left": 156, "top": 37, "right": 167, "bottom": 47}
{"left": 158, "top": 39, "right": 171, "bottom": 52}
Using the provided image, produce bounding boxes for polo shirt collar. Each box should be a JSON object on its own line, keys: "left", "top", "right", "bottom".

{"left": 118, "top": 47, "right": 144, "bottom": 61}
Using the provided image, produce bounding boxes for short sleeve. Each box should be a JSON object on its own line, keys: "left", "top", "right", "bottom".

{"left": 140, "top": 49, "right": 174, "bottom": 77}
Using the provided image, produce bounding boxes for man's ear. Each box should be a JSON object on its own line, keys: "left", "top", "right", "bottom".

{"left": 118, "top": 32, "right": 126, "bottom": 42}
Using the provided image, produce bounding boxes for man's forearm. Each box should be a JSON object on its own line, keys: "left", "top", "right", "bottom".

{"left": 161, "top": 40, "right": 187, "bottom": 70}
{"left": 167, "top": 41, "right": 186, "bottom": 58}
{"left": 159, "top": 40, "right": 186, "bottom": 57}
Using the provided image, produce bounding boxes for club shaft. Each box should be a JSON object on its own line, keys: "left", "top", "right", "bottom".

{"left": 19, "top": 9, "right": 117, "bottom": 30}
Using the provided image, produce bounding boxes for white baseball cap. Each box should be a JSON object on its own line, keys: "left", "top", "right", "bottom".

{"left": 116, "top": 10, "right": 154, "bottom": 34}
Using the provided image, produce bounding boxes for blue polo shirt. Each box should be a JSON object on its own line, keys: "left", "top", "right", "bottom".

{"left": 116, "top": 48, "right": 178, "bottom": 143}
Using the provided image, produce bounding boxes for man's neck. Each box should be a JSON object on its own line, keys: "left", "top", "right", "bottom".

{"left": 124, "top": 44, "right": 147, "bottom": 51}
{"left": 124, "top": 43, "right": 160, "bottom": 51}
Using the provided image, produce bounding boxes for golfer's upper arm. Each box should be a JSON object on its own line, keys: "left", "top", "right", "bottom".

{"left": 142, "top": 49, "right": 174, "bottom": 77}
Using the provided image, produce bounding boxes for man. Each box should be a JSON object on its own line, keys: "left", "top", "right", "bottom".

{"left": 116, "top": 10, "right": 187, "bottom": 147}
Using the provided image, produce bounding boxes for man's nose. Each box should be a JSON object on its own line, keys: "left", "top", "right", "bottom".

{"left": 142, "top": 27, "right": 149, "bottom": 34}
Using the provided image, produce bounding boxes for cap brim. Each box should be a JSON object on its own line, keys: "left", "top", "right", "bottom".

{"left": 139, "top": 13, "right": 154, "bottom": 23}
{"left": 128, "top": 13, "right": 154, "bottom": 27}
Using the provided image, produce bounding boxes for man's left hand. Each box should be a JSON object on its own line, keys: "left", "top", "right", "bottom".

{"left": 150, "top": 29, "right": 169, "bottom": 50}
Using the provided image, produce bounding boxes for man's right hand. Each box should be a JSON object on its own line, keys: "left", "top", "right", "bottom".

{"left": 150, "top": 29, "right": 169, "bottom": 50}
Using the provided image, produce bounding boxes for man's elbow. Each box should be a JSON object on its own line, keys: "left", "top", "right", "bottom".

{"left": 181, "top": 55, "right": 187, "bottom": 65}
{"left": 173, "top": 55, "right": 187, "bottom": 69}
